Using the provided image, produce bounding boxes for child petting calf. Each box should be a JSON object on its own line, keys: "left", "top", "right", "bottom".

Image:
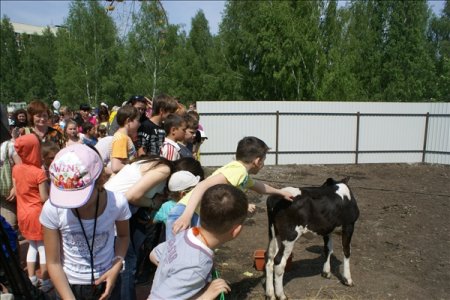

{"left": 168, "top": 136, "right": 294, "bottom": 238}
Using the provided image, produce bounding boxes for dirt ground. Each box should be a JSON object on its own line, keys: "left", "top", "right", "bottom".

{"left": 18, "top": 163, "right": 448, "bottom": 300}
{"left": 211, "top": 163, "right": 450, "bottom": 300}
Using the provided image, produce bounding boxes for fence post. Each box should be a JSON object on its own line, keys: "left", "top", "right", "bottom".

{"left": 355, "top": 112, "right": 360, "bottom": 164}
{"left": 422, "top": 112, "right": 430, "bottom": 163}
{"left": 275, "top": 110, "right": 279, "bottom": 165}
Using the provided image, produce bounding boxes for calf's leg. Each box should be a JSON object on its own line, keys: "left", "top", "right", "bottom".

{"left": 265, "top": 225, "right": 278, "bottom": 300}
{"left": 341, "top": 223, "right": 355, "bottom": 286}
{"left": 273, "top": 239, "right": 296, "bottom": 300}
{"left": 321, "top": 234, "right": 333, "bottom": 279}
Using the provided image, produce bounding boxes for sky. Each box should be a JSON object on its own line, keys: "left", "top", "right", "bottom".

{"left": 0, "top": 0, "right": 446, "bottom": 36}
{"left": 0, "top": 0, "right": 226, "bottom": 35}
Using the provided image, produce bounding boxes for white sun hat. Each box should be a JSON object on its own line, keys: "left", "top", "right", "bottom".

{"left": 168, "top": 171, "right": 201, "bottom": 192}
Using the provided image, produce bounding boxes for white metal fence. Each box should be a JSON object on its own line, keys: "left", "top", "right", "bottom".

{"left": 196, "top": 102, "right": 450, "bottom": 166}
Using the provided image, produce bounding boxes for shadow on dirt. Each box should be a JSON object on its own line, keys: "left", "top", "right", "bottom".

{"left": 229, "top": 275, "right": 265, "bottom": 299}
{"left": 283, "top": 246, "right": 345, "bottom": 285}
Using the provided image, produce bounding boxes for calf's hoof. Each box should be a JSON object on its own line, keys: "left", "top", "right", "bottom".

{"left": 321, "top": 271, "right": 331, "bottom": 279}
{"left": 278, "top": 293, "right": 288, "bottom": 300}
{"left": 343, "top": 279, "right": 354, "bottom": 287}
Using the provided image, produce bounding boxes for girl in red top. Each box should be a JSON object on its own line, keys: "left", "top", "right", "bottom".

{"left": 13, "top": 134, "right": 51, "bottom": 290}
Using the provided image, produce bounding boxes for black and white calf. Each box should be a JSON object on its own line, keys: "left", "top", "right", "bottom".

{"left": 265, "top": 178, "right": 359, "bottom": 300}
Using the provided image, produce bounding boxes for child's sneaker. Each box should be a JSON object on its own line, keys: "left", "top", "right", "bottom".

{"left": 39, "top": 279, "right": 53, "bottom": 293}
{"left": 29, "top": 276, "right": 38, "bottom": 287}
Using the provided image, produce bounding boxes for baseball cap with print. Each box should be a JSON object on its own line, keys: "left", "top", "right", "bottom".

{"left": 168, "top": 171, "right": 201, "bottom": 192}
{"left": 49, "top": 144, "right": 103, "bottom": 208}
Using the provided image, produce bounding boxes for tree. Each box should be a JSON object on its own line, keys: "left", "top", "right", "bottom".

{"left": 125, "top": 0, "right": 171, "bottom": 98}
{"left": 344, "top": 0, "right": 388, "bottom": 101}
{"left": 316, "top": 0, "right": 361, "bottom": 101}
{"left": 381, "top": 0, "right": 435, "bottom": 101}
{"left": 429, "top": 0, "right": 450, "bottom": 101}
{"left": 182, "top": 10, "right": 215, "bottom": 101}
{"left": 0, "top": 17, "right": 21, "bottom": 102}
{"left": 220, "top": 1, "right": 327, "bottom": 100}
{"left": 54, "top": 0, "right": 118, "bottom": 107}
{"left": 18, "top": 28, "right": 58, "bottom": 101}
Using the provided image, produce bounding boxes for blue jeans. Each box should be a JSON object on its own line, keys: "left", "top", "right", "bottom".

{"left": 120, "top": 213, "right": 147, "bottom": 300}
{"left": 120, "top": 241, "right": 137, "bottom": 300}
{"left": 165, "top": 204, "right": 200, "bottom": 240}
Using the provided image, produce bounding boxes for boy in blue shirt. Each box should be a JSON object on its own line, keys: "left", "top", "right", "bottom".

{"left": 153, "top": 171, "right": 200, "bottom": 226}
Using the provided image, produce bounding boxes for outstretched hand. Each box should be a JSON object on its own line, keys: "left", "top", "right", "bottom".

{"left": 201, "top": 279, "right": 230, "bottom": 300}
{"left": 172, "top": 215, "right": 190, "bottom": 235}
{"left": 281, "top": 190, "right": 295, "bottom": 201}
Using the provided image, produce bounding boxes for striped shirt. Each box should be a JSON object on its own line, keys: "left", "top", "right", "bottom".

{"left": 160, "top": 138, "right": 181, "bottom": 161}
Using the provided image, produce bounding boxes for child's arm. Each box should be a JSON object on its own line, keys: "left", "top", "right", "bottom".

{"left": 110, "top": 157, "right": 127, "bottom": 174}
{"left": 172, "top": 173, "right": 228, "bottom": 234}
{"left": 113, "top": 219, "right": 129, "bottom": 261}
{"left": 148, "top": 240, "right": 167, "bottom": 266}
{"left": 124, "top": 164, "right": 171, "bottom": 207}
{"left": 137, "top": 147, "right": 146, "bottom": 157}
{"left": 191, "top": 279, "right": 231, "bottom": 300}
{"left": 8, "top": 179, "right": 17, "bottom": 202}
{"left": 43, "top": 226, "right": 76, "bottom": 300}
{"left": 39, "top": 181, "right": 49, "bottom": 203}
{"left": 250, "top": 180, "right": 294, "bottom": 201}
{"left": 149, "top": 249, "right": 159, "bottom": 266}
{"left": 12, "top": 152, "right": 22, "bottom": 165}
{"left": 96, "top": 219, "right": 129, "bottom": 300}
{"left": 110, "top": 135, "right": 130, "bottom": 173}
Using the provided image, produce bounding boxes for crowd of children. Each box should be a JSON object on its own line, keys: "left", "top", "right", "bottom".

{"left": 0, "top": 96, "right": 293, "bottom": 299}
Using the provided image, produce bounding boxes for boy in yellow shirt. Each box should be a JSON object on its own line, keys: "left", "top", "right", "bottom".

{"left": 167, "top": 136, "right": 293, "bottom": 239}
{"left": 110, "top": 106, "right": 140, "bottom": 174}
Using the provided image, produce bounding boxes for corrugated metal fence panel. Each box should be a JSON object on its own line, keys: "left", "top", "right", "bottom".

{"left": 196, "top": 102, "right": 450, "bottom": 166}
{"left": 426, "top": 103, "right": 450, "bottom": 164}
{"left": 197, "top": 101, "right": 434, "bottom": 113}
{"left": 279, "top": 115, "right": 355, "bottom": 151}
{"left": 358, "top": 115, "right": 425, "bottom": 163}
{"left": 278, "top": 114, "right": 356, "bottom": 164}
{"left": 199, "top": 114, "right": 277, "bottom": 167}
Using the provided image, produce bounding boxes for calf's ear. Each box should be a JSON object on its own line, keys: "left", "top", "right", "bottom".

{"left": 341, "top": 176, "right": 350, "bottom": 184}
{"left": 324, "top": 178, "right": 336, "bottom": 186}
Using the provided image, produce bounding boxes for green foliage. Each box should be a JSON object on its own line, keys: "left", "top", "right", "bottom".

{"left": 381, "top": 0, "right": 435, "bottom": 101}
{"left": 1, "top": 0, "right": 448, "bottom": 104}
{"left": 124, "top": 0, "right": 172, "bottom": 99}
{"left": 18, "top": 28, "right": 58, "bottom": 101}
{"left": 429, "top": 0, "right": 450, "bottom": 100}
{"left": 0, "top": 17, "right": 21, "bottom": 103}
{"left": 54, "top": 0, "right": 118, "bottom": 107}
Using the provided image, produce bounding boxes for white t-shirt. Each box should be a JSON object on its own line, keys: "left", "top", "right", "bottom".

{"left": 104, "top": 161, "right": 166, "bottom": 213}
{"left": 149, "top": 228, "right": 214, "bottom": 300}
{"left": 39, "top": 190, "right": 131, "bottom": 285}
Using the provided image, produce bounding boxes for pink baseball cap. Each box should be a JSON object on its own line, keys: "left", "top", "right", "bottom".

{"left": 49, "top": 144, "right": 103, "bottom": 208}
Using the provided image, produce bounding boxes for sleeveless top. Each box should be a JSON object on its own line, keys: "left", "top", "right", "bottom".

{"left": 104, "top": 161, "right": 166, "bottom": 213}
